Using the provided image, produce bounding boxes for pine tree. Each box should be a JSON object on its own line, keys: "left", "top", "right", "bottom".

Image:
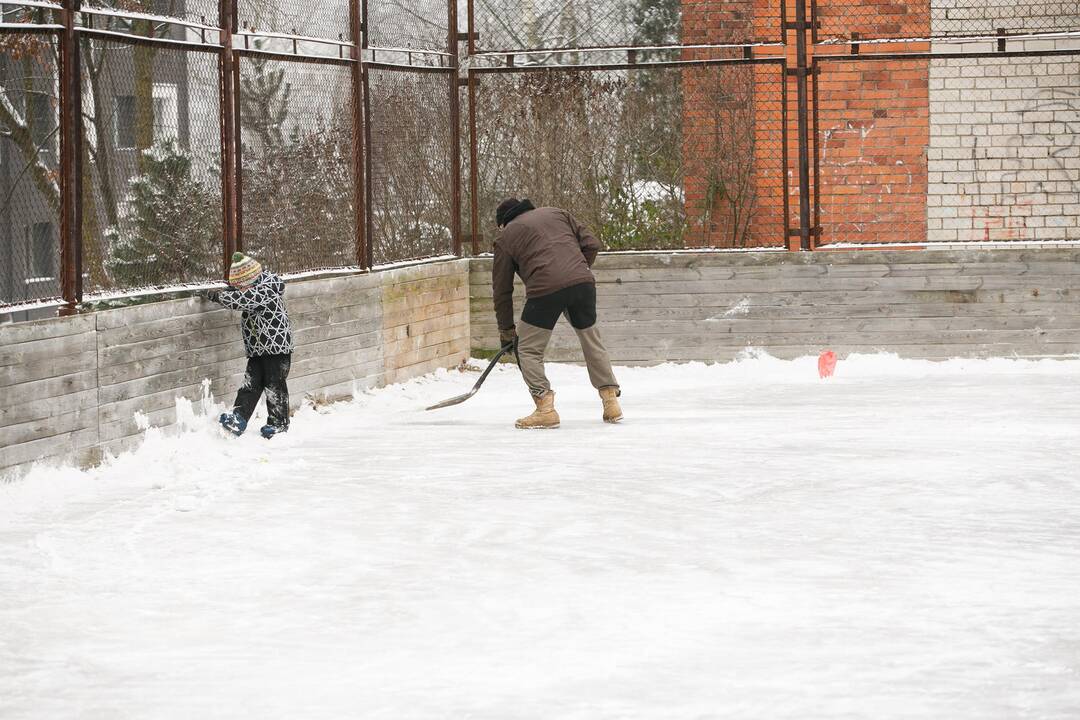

{"left": 104, "top": 139, "right": 219, "bottom": 287}
{"left": 239, "top": 49, "right": 289, "bottom": 152}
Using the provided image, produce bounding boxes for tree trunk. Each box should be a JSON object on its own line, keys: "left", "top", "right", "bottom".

{"left": 82, "top": 42, "right": 119, "bottom": 229}
{"left": 132, "top": 19, "right": 157, "bottom": 172}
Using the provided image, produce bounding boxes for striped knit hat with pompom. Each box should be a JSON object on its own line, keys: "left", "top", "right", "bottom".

{"left": 228, "top": 252, "right": 262, "bottom": 289}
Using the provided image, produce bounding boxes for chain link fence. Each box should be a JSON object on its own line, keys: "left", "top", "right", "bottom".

{"left": 238, "top": 57, "right": 357, "bottom": 273}
{"left": 367, "top": 66, "right": 455, "bottom": 265}
{"left": 81, "top": 38, "right": 223, "bottom": 294}
{"left": 815, "top": 0, "right": 1080, "bottom": 43}
{"left": 237, "top": 0, "right": 345, "bottom": 39}
{"left": 366, "top": 0, "right": 448, "bottom": 51}
{"left": 813, "top": 58, "right": 930, "bottom": 245}
{"left": 469, "top": 60, "right": 786, "bottom": 251}
{"left": 0, "top": 30, "right": 62, "bottom": 308}
{"left": 83, "top": 0, "right": 220, "bottom": 27}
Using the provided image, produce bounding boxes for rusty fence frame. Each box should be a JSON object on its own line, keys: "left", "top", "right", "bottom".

{"left": 2, "top": 0, "right": 1079, "bottom": 315}
{"left": 0, "top": 0, "right": 460, "bottom": 315}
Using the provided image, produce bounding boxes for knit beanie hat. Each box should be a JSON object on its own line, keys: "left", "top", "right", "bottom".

{"left": 496, "top": 197, "right": 536, "bottom": 228}
{"left": 228, "top": 252, "right": 262, "bottom": 289}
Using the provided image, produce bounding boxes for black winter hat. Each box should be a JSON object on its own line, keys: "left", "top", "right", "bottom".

{"left": 496, "top": 197, "right": 536, "bottom": 228}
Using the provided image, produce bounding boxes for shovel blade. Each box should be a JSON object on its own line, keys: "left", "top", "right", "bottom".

{"left": 425, "top": 389, "right": 477, "bottom": 411}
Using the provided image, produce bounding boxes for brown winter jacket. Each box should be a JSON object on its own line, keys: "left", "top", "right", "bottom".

{"left": 491, "top": 206, "right": 601, "bottom": 331}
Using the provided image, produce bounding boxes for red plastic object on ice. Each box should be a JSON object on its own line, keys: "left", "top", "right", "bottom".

{"left": 818, "top": 350, "right": 837, "bottom": 379}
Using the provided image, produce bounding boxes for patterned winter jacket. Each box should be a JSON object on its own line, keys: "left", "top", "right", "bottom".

{"left": 217, "top": 272, "right": 295, "bottom": 357}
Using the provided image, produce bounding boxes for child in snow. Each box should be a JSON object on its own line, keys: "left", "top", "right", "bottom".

{"left": 204, "top": 252, "right": 294, "bottom": 439}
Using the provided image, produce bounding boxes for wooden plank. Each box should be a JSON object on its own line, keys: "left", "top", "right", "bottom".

{"left": 291, "top": 345, "right": 384, "bottom": 380}
{"left": 0, "top": 348, "right": 97, "bottom": 388}
{"left": 541, "top": 343, "right": 1080, "bottom": 364}
{"left": 473, "top": 316, "right": 1080, "bottom": 337}
{"left": 0, "top": 427, "right": 99, "bottom": 472}
{"left": 386, "top": 337, "right": 470, "bottom": 373}
{"left": 293, "top": 315, "right": 383, "bottom": 348}
{"left": 383, "top": 310, "right": 468, "bottom": 339}
{"left": 473, "top": 301, "right": 1080, "bottom": 325}
{"left": 294, "top": 328, "right": 382, "bottom": 365}
{"left": 99, "top": 340, "right": 247, "bottom": 388}
{"left": 94, "top": 297, "right": 207, "bottom": 331}
{"left": 0, "top": 330, "right": 97, "bottom": 367}
{"left": 531, "top": 327, "right": 1080, "bottom": 348}
{"left": 283, "top": 286, "right": 382, "bottom": 317}
{"left": 98, "top": 356, "right": 250, "bottom": 406}
{"left": 376, "top": 258, "right": 468, "bottom": 286}
{"left": 291, "top": 360, "right": 384, "bottom": 398}
{"left": 99, "top": 325, "right": 242, "bottom": 366}
{"left": 0, "top": 406, "right": 98, "bottom": 448}
{"left": 381, "top": 284, "right": 468, "bottom": 314}
{"left": 96, "top": 307, "right": 236, "bottom": 347}
{"left": 96, "top": 433, "right": 146, "bottom": 462}
{"left": 4, "top": 370, "right": 98, "bottom": 407}
{"left": 286, "top": 273, "right": 379, "bottom": 300}
{"left": 0, "top": 387, "right": 98, "bottom": 429}
{"left": 380, "top": 270, "right": 467, "bottom": 297}
{"left": 472, "top": 248, "right": 1080, "bottom": 272}
{"left": 472, "top": 286, "right": 1077, "bottom": 307}
{"left": 383, "top": 350, "right": 469, "bottom": 386}
{"left": 382, "top": 324, "right": 470, "bottom": 360}
{"left": 290, "top": 299, "right": 382, "bottom": 329}
{"left": 98, "top": 379, "right": 226, "bottom": 428}
{"left": 381, "top": 298, "right": 469, "bottom": 329}
{"left": 0, "top": 313, "right": 95, "bottom": 345}
{"left": 297, "top": 376, "right": 379, "bottom": 406}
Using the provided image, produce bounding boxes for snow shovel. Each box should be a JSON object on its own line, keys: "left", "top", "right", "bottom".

{"left": 425, "top": 341, "right": 517, "bottom": 411}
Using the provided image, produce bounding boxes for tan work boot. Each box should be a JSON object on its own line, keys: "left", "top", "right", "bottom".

{"left": 600, "top": 387, "right": 623, "bottom": 423}
{"left": 516, "top": 391, "right": 560, "bottom": 429}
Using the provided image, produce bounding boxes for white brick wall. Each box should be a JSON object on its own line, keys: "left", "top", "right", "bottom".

{"left": 928, "top": 55, "right": 1080, "bottom": 242}
{"left": 932, "top": 0, "right": 1080, "bottom": 37}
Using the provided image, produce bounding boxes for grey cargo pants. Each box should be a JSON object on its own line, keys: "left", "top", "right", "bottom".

{"left": 515, "top": 282, "right": 618, "bottom": 397}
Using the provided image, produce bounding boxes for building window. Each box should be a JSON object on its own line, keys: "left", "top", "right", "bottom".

{"left": 115, "top": 83, "right": 180, "bottom": 149}
{"left": 115, "top": 94, "right": 138, "bottom": 149}
{"left": 27, "top": 92, "right": 53, "bottom": 148}
{"left": 27, "top": 222, "right": 55, "bottom": 279}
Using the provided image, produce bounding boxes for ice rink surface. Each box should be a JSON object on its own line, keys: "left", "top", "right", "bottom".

{"left": 2, "top": 353, "right": 1080, "bottom": 719}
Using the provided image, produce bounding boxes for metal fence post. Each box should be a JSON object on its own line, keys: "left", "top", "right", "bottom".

{"left": 794, "top": 0, "right": 813, "bottom": 251}
{"left": 230, "top": 1, "right": 244, "bottom": 252}
{"left": 350, "top": 0, "right": 367, "bottom": 269}
{"left": 219, "top": 0, "right": 238, "bottom": 277}
{"left": 466, "top": 0, "right": 480, "bottom": 256}
{"left": 448, "top": 0, "right": 463, "bottom": 256}
{"left": 361, "top": 0, "right": 374, "bottom": 268}
{"left": 58, "top": 0, "right": 83, "bottom": 313}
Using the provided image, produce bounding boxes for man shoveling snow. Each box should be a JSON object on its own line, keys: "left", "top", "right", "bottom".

{"left": 492, "top": 198, "right": 623, "bottom": 429}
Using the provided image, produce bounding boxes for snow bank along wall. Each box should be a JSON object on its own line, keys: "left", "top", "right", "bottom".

{"left": 470, "top": 248, "right": 1080, "bottom": 364}
{"left": 0, "top": 260, "right": 469, "bottom": 478}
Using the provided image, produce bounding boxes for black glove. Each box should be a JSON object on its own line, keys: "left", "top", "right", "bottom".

{"left": 499, "top": 326, "right": 517, "bottom": 349}
{"left": 204, "top": 289, "right": 221, "bottom": 303}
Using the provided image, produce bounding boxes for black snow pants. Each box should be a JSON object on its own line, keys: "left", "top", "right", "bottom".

{"left": 233, "top": 353, "right": 292, "bottom": 428}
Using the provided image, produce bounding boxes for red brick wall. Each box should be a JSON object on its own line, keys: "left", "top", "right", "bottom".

{"left": 680, "top": 0, "right": 932, "bottom": 247}
{"left": 681, "top": 0, "right": 786, "bottom": 247}
{"left": 815, "top": 0, "right": 931, "bottom": 41}
{"left": 815, "top": 59, "right": 929, "bottom": 244}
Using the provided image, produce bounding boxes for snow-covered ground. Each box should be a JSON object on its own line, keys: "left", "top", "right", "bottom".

{"left": 2, "top": 354, "right": 1080, "bottom": 719}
